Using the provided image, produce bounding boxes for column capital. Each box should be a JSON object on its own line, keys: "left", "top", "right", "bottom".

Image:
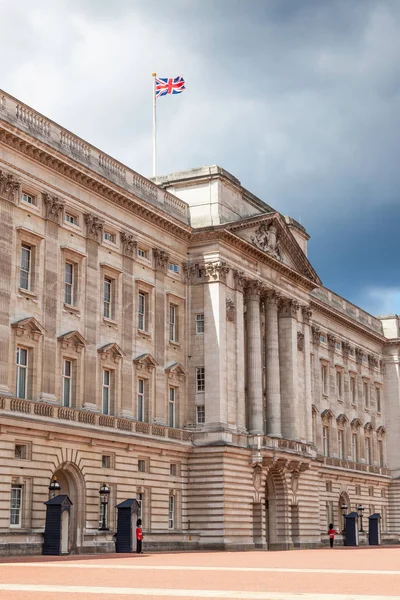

{"left": 264, "top": 289, "right": 281, "bottom": 307}
{"left": 342, "top": 341, "right": 351, "bottom": 358}
{"left": 233, "top": 269, "right": 247, "bottom": 292}
{"left": 44, "top": 193, "right": 65, "bottom": 225}
{"left": 153, "top": 248, "right": 170, "bottom": 272}
{"left": 302, "top": 306, "right": 312, "bottom": 323}
{"left": 84, "top": 212, "right": 105, "bottom": 243}
{"left": 0, "top": 169, "right": 20, "bottom": 204}
{"left": 120, "top": 231, "right": 137, "bottom": 258}
{"left": 279, "top": 297, "right": 300, "bottom": 318}
{"left": 245, "top": 279, "right": 263, "bottom": 299}
{"left": 202, "top": 261, "right": 230, "bottom": 283}
{"left": 327, "top": 333, "right": 336, "bottom": 351}
{"left": 311, "top": 325, "right": 321, "bottom": 345}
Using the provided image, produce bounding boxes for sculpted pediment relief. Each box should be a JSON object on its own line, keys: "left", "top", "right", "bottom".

{"left": 12, "top": 317, "right": 45, "bottom": 340}
{"left": 98, "top": 342, "right": 124, "bottom": 363}
{"left": 133, "top": 353, "right": 158, "bottom": 371}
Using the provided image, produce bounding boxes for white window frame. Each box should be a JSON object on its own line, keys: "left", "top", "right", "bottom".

{"left": 352, "top": 433, "right": 358, "bottom": 462}
{"left": 65, "top": 213, "right": 78, "bottom": 225}
{"left": 16, "top": 347, "right": 28, "bottom": 400}
{"left": 102, "top": 369, "right": 111, "bottom": 415}
{"left": 137, "top": 247, "right": 148, "bottom": 259}
{"left": 169, "top": 304, "right": 177, "bottom": 342}
{"left": 62, "top": 359, "right": 72, "bottom": 407}
{"left": 20, "top": 244, "right": 31, "bottom": 291}
{"left": 22, "top": 192, "right": 36, "bottom": 205}
{"left": 168, "top": 494, "right": 175, "bottom": 529}
{"left": 103, "top": 277, "right": 113, "bottom": 319}
{"left": 137, "top": 378, "right": 145, "bottom": 422}
{"left": 378, "top": 440, "right": 384, "bottom": 467}
{"left": 195, "top": 313, "right": 204, "bottom": 334}
{"left": 322, "top": 425, "right": 329, "bottom": 457}
{"left": 350, "top": 376, "right": 357, "bottom": 405}
{"left": 338, "top": 429, "right": 344, "bottom": 459}
{"left": 196, "top": 405, "right": 205, "bottom": 425}
{"left": 168, "top": 387, "right": 176, "bottom": 428}
{"left": 10, "top": 484, "right": 23, "bottom": 528}
{"left": 104, "top": 231, "right": 116, "bottom": 243}
{"left": 168, "top": 263, "right": 179, "bottom": 274}
{"left": 196, "top": 367, "right": 205, "bottom": 393}
{"left": 64, "top": 262, "right": 75, "bottom": 306}
{"left": 138, "top": 292, "right": 147, "bottom": 331}
{"left": 365, "top": 436, "right": 371, "bottom": 464}
{"left": 336, "top": 370, "right": 342, "bottom": 399}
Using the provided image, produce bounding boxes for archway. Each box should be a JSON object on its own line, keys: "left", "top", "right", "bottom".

{"left": 265, "top": 468, "right": 289, "bottom": 550}
{"left": 52, "top": 462, "right": 85, "bottom": 552}
{"left": 338, "top": 491, "right": 350, "bottom": 533}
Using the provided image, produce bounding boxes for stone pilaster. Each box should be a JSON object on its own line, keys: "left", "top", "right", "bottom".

{"left": 153, "top": 247, "right": 169, "bottom": 425}
{"left": 120, "top": 232, "right": 136, "bottom": 417}
{"left": 245, "top": 279, "right": 263, "bottom": 435}
{"left": 278, "top": 298, "right": 300, "bottom": 440}
{"left": 311, "top": 324, "right": 321, "bottom": 448}
{"left": 83, "top": 238, "right": 100, "bottom": 411}
{"left": 302, "top": 306, "right": 313, "bottom": 444}
{"left": 234, "top": 271, "right": 246, "bottom": 433}
{"left": 264, "top": 291, "right": 282, "bottom": 438}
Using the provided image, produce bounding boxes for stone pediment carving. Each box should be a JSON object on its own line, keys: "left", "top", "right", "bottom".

{"left": 98, "top": 343, "right": 124, "bottom": 363}
{"left": 321, "top": 409, "right": 335, "bottom": 423}
{"left": 133, "top": 353, "right": 158, "bottom": 371}
{"left": 58, "top": 330, "right": 88, "bottom": 353}
{"left": 11, "top": 317, "right": 45, "bottom": 340}
{"left": 251, "top": 221, "right": 282, "bottom": 260}
{"left": 165, "top": 362, "right": 186, "bottom": 381}
{"left": 351, "top": 417, "right": 362, "bottom": 430}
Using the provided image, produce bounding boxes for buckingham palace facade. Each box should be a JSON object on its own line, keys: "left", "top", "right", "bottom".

{"left": 1, "top": 89, "right": 400, "bottom": 555}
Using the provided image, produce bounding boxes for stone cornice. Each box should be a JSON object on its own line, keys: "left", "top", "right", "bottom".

{"left": 0, "top": 121, "right": 191, "bottom": 241}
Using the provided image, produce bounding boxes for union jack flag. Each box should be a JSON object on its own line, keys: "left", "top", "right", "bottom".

{"left": 155, "top": 75, "right": 186, "bottom": 99}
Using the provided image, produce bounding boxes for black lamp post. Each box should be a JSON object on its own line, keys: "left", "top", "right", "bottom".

{"left": 341, "top": 503, "right": 348, "bottom": 534}
{"left": 48, "top": 475, "right": 61, "bottom": 499}
{"left": 99, "top": 483, "right": 110, "bottom": 531}
{"left": 357, "top": 504, "right": 365, "bottom": 532}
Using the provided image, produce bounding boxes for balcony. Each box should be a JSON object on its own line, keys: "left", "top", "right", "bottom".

{"left": 317, "top": 454, "right": 390, "bottom": 476}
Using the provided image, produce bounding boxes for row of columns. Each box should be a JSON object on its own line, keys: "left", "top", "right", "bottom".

{"left": 245, "top": 280, "right": 312, "bottom": 442}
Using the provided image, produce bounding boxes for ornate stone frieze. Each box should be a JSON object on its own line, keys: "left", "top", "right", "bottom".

{"left": 153, "top": 248, "right": 170, "bottom": 272}
{"left": 327, "top": 333, "right": 336, "bottom": 351}
{"left": 0, "top": 169, "right": 20, "bottom": 203}
{"left": 120, "top": 231, "right": 137, "bottom": 258}
{"left": 226, "top": 298, "right": 236, "bottom": 322}
{"left": 355, "top": 347, "right": 364, "bottom": 364}
{"left": 84, "top": 212, "right": 105, "bottom": 243}
{"left": 302, "top": 306, "right": 312, "bottom": 323}
{"left": 202, "top": 261, "right": 230, "bottom": 283}
{"left": 43, "top": 193, "right": 65, "bottom": 224}
{"left": 368, "top": 354, "right": 379, "bottom": 369}
{"left": 251, "top": 222, "right": 282, "bottom": 261}
{"left": 297, "top": 331, "right": 304, "bottom": 351}
{"left": 311, "top": 325, "right": 321, "bottom": 345}
{"left": 233, "top": 269, "right": 247, "bottom": 293}
{"left": 279, "top": 297, "right": 300, "bottom": 318}
{"left": 342, "top": 341, "right": 351, "bottom": 358}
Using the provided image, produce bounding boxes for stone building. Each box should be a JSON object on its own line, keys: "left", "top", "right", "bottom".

{"left": 0, "top": 89, "right": 399, "bottom": 555}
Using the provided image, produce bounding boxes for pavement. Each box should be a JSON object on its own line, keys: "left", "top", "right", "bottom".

{"left": 1, "top": 547, "right": 400, "bottom": 599}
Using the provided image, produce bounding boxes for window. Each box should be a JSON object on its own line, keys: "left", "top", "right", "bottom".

{"left": 376, "top": 387, "right": 381, "bottom": 413}
{"left": 136, "top": 492, "right": 143, "bottom": 521}
{"left": 326, "top": 481, "right": 332, "bottom": 493}
{"left": 336, "top": 371, "right": 343, "bottom": 399}
{"left": 355, "top": 485, "right": 361, "bottom": 496}
{"left": 22, "top": 192, "right": 35, "bottom": 205}
{"left": 364, "top": 381, "right": 369, "bottom": 408}
{"left": 62, "top": 359, "right": 72, "bottom": 407}
{"left": 195, "top": 314, "right": 204, "bottom": 334}
{"left": 64, "top": 262, "right": 75, "bottom": 305}
{"left": 14, "top": 444, "right": 27, "bottom": 460}
{"left": 138, "top": 459, "right": 147, "bottom": 473}
{"left": 322, "top": 425, "right": 329, "bottom": 457}
{"left": 20, "top": 244, "right": 31, "bottom": 291}
{"left": 65, "top": 213, "right": 77, "bottom": 225}
{"left": 168, "top": 494, "right": 175, "bottom": 529}
{"left": 137, "top": 378, "right": 145, "bottom": 422}
{"left": 365, "top": 437, "right": 371, "bottom": 464}
{"left": 102, "top": 369, "right": 111, "bottom": 415}
{"left": 101, "top": 455, "right": 111, "bottom": 469}
{"left": 168, "top": 387, "right": 176, "bottom": 428}
{"left": 320, "top": 335, "right": 326, "bottom": 343}
{"left": 169, "top": 304, "right": 178, "bottom": 342}
{"left": 335, "top": 342, "right": 341, "bottom": 350}
{"left": 16, "top": 347, "right": 28, "bottom": 399}
{"left": 104, "top": 231, "right": 116, "bottom": 243}
{"left": 378, "top": 440, "right": 384, "bottom": 467}
{"left": 338, "top": 429, "right": 344, "bottom": 459}
{"left": 103, "top": 277, "right": 113, "bottom": 319}
{"left": 352, "top": 433, "right": 358, "bottom": 462}
{"left": 138, "top": 292, "right": 147, "bottom": 331}
{"left": 168, "top": 263, "right": 179, "bottom": 274}
{"left": 10, "top": 485, "right": 22, "bottom": 527}
{"left": 138, "top": 247, "right": 148, "bottom": 259}
{"left": 170, "top": 463, "right": 178, "bottom": 476}
{"left": 350, "top": 377, "right": 357, "bottom": 405}
{"left": 321, "top": 364, "right": 328, "bottom": 395}
{"left": 196, "top": 405, "right": 205, "bottom": 424}
{"left": 196, "top": 367, "right": 205, "bottom": 393}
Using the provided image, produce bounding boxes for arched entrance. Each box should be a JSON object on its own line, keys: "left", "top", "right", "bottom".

{"left": 265, "top": 468, "right": 290, "bottom": 550}
{"left": 338, "top": 492, "right": 350, "bottom": 533}
{"left": 51, "top": 462, "right": 85, "bottom": 552}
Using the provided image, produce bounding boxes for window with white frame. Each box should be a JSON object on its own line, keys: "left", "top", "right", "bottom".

{"left": 104, "top": 231, "right": 116, "bottom": 243}
{"left": 65, "top": 213, "right": 78, "bottom": 225}
{"left": 20, "top": 244, "right": 31, "bottom": 291}
{"left": 136, "top": 492, "right": 143, "bottom": 521}
{"left": 196, "top": 405, "right": 205, "bottom": 424}
{"left": 350, "top": 376, "right": 357, "bottom": 405}
{"left": 16, "top": 347, "right": 28, "bottom": 400}
{"left": 14, "top": 444, "right": 28, "bottom": 460}
{"left": 137, "top": 247, "right": 148, "bottom": 259}
{"left": 138, "top": 292, "right": 147, "bottom": 331}
{"left": 376, "top": 386, "right": 381, "bottom": 413}
{"left": 62, "top": 359, "right": 73, "bottom": 407}
{"left": 137, "top": 378, "right": 145, "bottom": 422}
{"left": 103, "top": 277, "right": 113, "bottom": 319}
{"left": 22, "top": 192, "right": 36, "bottom": 205}
{"left": 64, "top": 262, "right": 75, "bottom": 305}
{"left": 169, "top": 304, "right": 178, "bottom": 342}
{"left": 168, "top": 263, "right": 179, "bottom": 274}
{"left": 195, "top": 313, "right": 204, "bottom": 334}
{"left": 378, "top": 440, "right": 384, "bottom": 467}
{"left": 338, "top": 429, "right": 344, "bottom": 459}
{"left": 168, "top": 387, "right": 176, "bottom": 428}
{"left": 352, "top": 433, "right": 358, "bottom": 462}
{"left": 168, "top": 494, "right": 175, "bottom": 529}
{"left": 102, "top": 369, "right": 111, "bottom": 415}
{"left": 196, "top": 367, "right": 205, "bottom": 393}
{"left": 10, "top": 485, "right": 23, "bottom": 527}
{"left": 322, "top": 425, "right": 329, "bottom": 457}
{"left": 365, "top": 436, "right": 372, "bottom": 464}
{"left": 336, "top": 370, "right": 343, "bottom": 399}
{"left": 138, "top": 459, "right": 147, "bottom": 473}
{"left": 321, "top": 364, "right": 328, "bottom": 395}
{"left": 364, "top": 381, "right": 369, "bottom": 408}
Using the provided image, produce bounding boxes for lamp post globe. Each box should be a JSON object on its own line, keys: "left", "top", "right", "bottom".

{"left": 99, "top": 483, "right": 110, "bottom": 531}
{"left": 357, "top": 504, "right": 365, "bottom": 532}
{"left": 48, "top": 475, "right": 61, "bottom": 499}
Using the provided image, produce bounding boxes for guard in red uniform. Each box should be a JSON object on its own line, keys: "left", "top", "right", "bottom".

{"left": 328, "top": 523, "right": 339, "bottom": 548}
{"left": 136, "top": 518, "right": 143, "bottom": 554}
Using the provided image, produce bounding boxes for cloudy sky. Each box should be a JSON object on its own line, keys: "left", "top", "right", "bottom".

{"left": 1, "top": 0, "right": 400, "bottom": 317}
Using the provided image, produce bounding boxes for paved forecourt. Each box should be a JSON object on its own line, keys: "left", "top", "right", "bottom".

{"left": 1, "top": 548, "right": 400, "bottom": 600}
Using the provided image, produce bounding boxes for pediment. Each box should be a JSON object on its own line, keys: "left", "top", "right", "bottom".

{"left": 133, "top": 353, "right": 158, "bottom": 370}
{"left": 225, "top": 213, "right": 321, "bottom": 285}
{"left": 165, "top": 362, "right": 186, "bottom": 378}
{"left": 98, "top": 343, "right": 124, "bottom": 362}
{"left": 58, "top": 330, "right": 88, "bottom": 352}
{"left": 12, "top": 317, "right": 45, "bottom": 340}
{"left": 336, "top": 413, "right": 349, "bottom": 425}
{"left": 364, "top": 421, "right": 375, "bottom": 432}
{"left": 351, "top": 417, "right": 362, "bottom": 430}
{"left": 321, "top": 409, "right": 335, "bottom": 422}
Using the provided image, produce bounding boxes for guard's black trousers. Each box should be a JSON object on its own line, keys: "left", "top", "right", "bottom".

{"left": 137, "top": 539, "right": 142, "bottom": 553}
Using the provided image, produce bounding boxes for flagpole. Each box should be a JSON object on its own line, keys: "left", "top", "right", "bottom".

{"left": 152, "top": 72, "right": 157, "bottom": 177}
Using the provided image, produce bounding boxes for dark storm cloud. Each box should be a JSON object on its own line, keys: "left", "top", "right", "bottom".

{"left": 1, "top": 0, "right": 400, "bottom": 314}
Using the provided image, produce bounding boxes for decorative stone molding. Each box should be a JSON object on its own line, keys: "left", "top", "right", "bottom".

{"left": 321, "top": 409, "right": 334, "bottom": 424}
{"left": 11, "top": 317, "right": 45, "bottom": 341}
{"left": 84, "top": 213, "right": 105, "bottom": 243}
{"left": 165, "top": 362, "right": 186, "bottom": 381}
{"left": 364, "top": 421, "right": 375, "bottom": 433}
{"left": 376, "top": 425, "right": 386, "bottom": 438}
{"left": 264, "top": 289, "right": 281, "bottom": 307}
{"left": 226, "top": 298, "right": 236, "bottom": 322}
{"left": 202, "top": 261, "right": 230, "bottom": 283}
{"left": 327, "top": 333, "right": 336, "bottom": 351}
{"left": 58, "top": 330, "right": 88, "bottom": 353}
{"left": 120, "top": 231, "right": 137, "bottom": 258}
{"left": 0, "top": 169, "right": 20, "bottom": 203}
{"left": 311, "top": 325, "right": 321, "bottom": 345}
{"left": 279, "top": 297, "right": 300, "bottom": 318}
{"left": 233, "top": 269, "right": 247, "bottom": 293}
{"left": 153, "top": 248, "right": 170, "bottom": 272}
{"left": 336, "top": 413, "right": 349, "bottom": 427}
{"left": 302, "top": 306, "right": 312, "bottom": 323}
{"left": 311, "top": 404, "right": 318, "bottom": 416}
{"left": 43, "top": 193, "right": 65, "bottom": 224}
{"left": 342, "top": 341, "right": 351, "bottom": 358}
{"left": 98, "top": 343, "right": 124, "bottom": 363}
{"left": 133, "top": 353, "right": 158, "bottom": 372}
{"left": 252, "top": 463, "right": 263, "bottom": 493}
{"left": 355, "top": 348, "right": 364, "bottom": 364}
{"left": 368, "top": 354, "right": 379, "bottom": 369}
{"left": 251, "top": 221, "right": 282, "bottom": 260}
{"left": 351, "top": 417, "right": 362, "bottom": 431}
{"left": 297, "top": 331, "right": 304, "bottom": 351}
{"left": 244, "top": 278, "right": 263, "bottom": 299}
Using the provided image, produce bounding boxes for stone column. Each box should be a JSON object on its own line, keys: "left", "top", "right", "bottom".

{"left": 278, "top": 298, "right": 300, "bottom": 440}
{"left": 153, "top": 248, "right": 169, "bottom": 425}
{"left": 120, "top": 232, "right": 136, "bottom": 417}
{"left": 234, "top": 271, "right": 247, "bottom": 433}
{"left": 311, "top": 324, "right": 321, "bottom": 449}
{"left": 245, "top": 280, "right": 263, "bottom": 435}
{"left": 264, "top": 291, "right": 281, "bottom": 437}
{"left": 302, "top": 306, "right": 313, "bottom": 444}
